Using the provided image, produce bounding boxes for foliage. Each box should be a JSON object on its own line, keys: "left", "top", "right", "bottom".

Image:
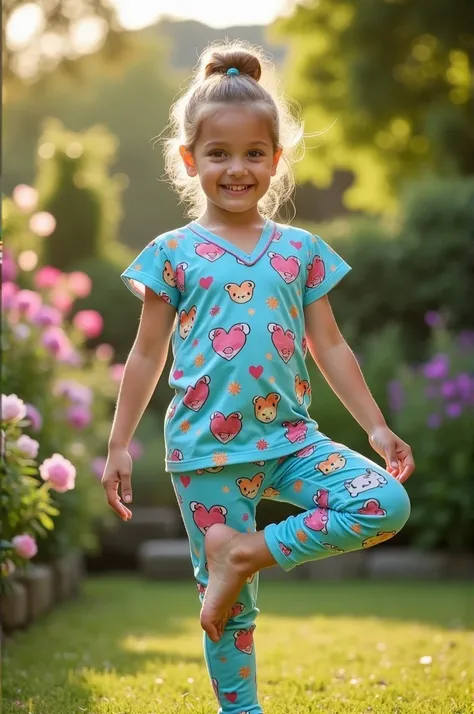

{"left": 301, "top": 177, "right": 474, "bottom": 361}
{"left": 276, "top": 0, "right": 474, "bottom": 212}
{"left": 2, "top": 578, "right": 472, "bottom": 713}
{"left": 388, "top": 321, "right": 474, "bottom": 552}
{"left": 3, "top": 0, "right": 131, "bottom": 89}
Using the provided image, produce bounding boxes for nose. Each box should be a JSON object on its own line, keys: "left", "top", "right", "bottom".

{"left": 227, "top": 161, "right": 248, "bottom": 177}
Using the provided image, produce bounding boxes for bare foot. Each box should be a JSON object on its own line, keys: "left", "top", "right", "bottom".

{"left": 200, "top": 523, "right": 251, "bottom": 643}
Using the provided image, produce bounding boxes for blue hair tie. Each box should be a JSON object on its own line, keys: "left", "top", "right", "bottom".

{"left": 226, "top": 67, "right": 240, "bottom": 76}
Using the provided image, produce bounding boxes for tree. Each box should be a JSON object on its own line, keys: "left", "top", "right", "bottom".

{"left": 275, "top": 0, "right": 474, "bottom": 213}
{"left": 2, "top": 0, "right": 131, "bottom": 89}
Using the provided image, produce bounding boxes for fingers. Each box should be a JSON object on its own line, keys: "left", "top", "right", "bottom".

{"left": 120, "top": 471, "right": 133, "bottom": 504}
{"left": 102, "top": 479, "right": 132, "bottom": 521}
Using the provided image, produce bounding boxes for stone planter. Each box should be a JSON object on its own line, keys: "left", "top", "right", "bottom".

{"left": 0, "top": 579, "right": 29, "bottom": 632}
{"left": 52, "top": 550, "right": 84, "bottom": 601}
{"left": 15, "top": 564, "right": 55, "bottom": 621}
{"left": 299, "top": 549, "right": 367, "bottom": 580}
{"left": 365, "top": 548, "right": 474, "bottom": 579}
{"left": 99, "top": 507, "right": 182, "bottom": 561}
{"left": 137, "top": 539, "right": 193, "bottom": 580}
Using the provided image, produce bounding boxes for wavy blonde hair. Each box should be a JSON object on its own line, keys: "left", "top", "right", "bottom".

{"left": 162, "top": 40, "right": 304, "bottom": 220}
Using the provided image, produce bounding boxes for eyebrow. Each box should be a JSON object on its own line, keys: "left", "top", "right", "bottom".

{"left": 203, "top": 140, "right": 271, "bottom": 149}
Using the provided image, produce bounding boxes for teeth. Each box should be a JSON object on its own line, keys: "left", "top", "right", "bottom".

{"left": 225, "top": 185, "right": 249, "bottom": 192}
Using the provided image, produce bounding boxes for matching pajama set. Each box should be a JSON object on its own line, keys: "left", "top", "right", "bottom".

{"left": 122, "top": 220, "right": 411, "bottom": 714}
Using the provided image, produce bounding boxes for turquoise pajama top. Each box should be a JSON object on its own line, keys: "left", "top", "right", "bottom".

{"left": 121, "top": 221, "right": 351, "bottom": 472}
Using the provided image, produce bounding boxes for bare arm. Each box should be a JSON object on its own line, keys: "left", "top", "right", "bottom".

{"left": 108, "top": 287, "right": 176, "bottom": 448}
{"left": 103, "top": 288, "right": 176, "bottom": 519}
{"left": 304, "top": 296, "right": 415, "bottom": 481}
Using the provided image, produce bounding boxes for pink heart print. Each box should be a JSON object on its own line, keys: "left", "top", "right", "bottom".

{"left": 290, "top": 240, "right": 302, "bottom": 250}
{"left": 190, "top": 501, "right": 228, "bottom": 535}
{"left": 209, "top": 323, "right": 250, "bottom": 361}
{"left": 194, "top": 242, "right": 225, "bottom": 262}
{"left": 173, "top": 369, "right": 184, "bottom": 379}
{"left": 268, "top": 323, "right": 295, "bottom": 363}
{"left": 180, "top": 475, "right": 191, "bottom": 488}
{"left": 199, "top": 276, "right": 213, "bottom": 289}
{"left": 268, "top": 251, "right": 301, "bottom": 283}
{"left": 249, "top": 365, "right": 263, "bottom": 379}
{"left": 210, "top": 411, "right": 243, "bottom": 443}
{"left": 224, "top": 692, "right": 237, "bottom": 703}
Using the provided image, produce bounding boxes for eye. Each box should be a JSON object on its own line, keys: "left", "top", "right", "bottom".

{"left": 209, "top": 150, "right": 226, "bottom": 158}
{"left": 248, "top": 149, "right": 265, "bottom": 158}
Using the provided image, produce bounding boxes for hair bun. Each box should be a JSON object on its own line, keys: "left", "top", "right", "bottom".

{"left": 204, "top": 49, "right": 262, "bottom": 82}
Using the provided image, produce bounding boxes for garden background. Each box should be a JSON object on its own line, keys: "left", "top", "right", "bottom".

{"left": 1, "top": 1, "right": 473, "bottom": 712}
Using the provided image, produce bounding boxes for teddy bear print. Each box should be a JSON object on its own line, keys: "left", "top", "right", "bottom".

{"left": 296, "top": 444, "right": 316, "bottom": 458}
{"left": 253, "top": 392, "right": 281, "bottom": 423}
{"left": 175, "top": 262, "right": 188, "bottom": 292}
{"left": 344, "top": 469, "right": 388, "bottom": 497}
{"left": 178, "top": 306, "right": 196, "bottom": 339}
{"left": 282, "top": 420, "right": 308, "bottom": 443}
{"left": 209, "top": 323, "right": 251, "bottom": 361}
{"left": 362, "top": 530, "right": 397, "bottom": 548}
{"left": 158, "top": 291, "right": 171, "bottom": 304}
{"left": 234, "top": 626, "right": 256, "bottom": 655}
{"left": 295, "top": 374, "right": 310, "bottom": 405}
{"left": 268, "top": 323, "right": 296, "bottom": 363}
{"left": 262, "top": 486, "right": 280, "bottom": 498}
{"left": 230, "top": 602, "right": 245, "bottom": 618}
{"left": 183, "top": 375, "right": 210, "bottom": 411}
{"left": 357, "top": 498, "right": 387, "bottom": 516}
{"left": 196, "top": 466, "right": 224, "bottom": 474}
{"left": 303, "top": 489, "right": 330, "bottom": 533}
{"left": 306, "top": 255, "right": 326, "bottom": 288}
{"left": 194, "top": 242, "right": 225, "bottom": 262}
{"left": 224, "top": 280, "right": 255, "bottom": 304}
{"left": 190, "top": 502, "right": 228, "bottom": 535}
{"left": 268, "top": 252, "right": 301, "bottom": 283}
{"left": 210, "top": 411, "right": 243, "bottom": 443}
{"left": 169, "top": 449, "right": 183, "bottom": 462}
{"left": 162, "top": 260, "right": 176, "bottom": 287}
{"left": 315, "top": 452, "right": 346, "bottom": 474}
{"left": 236, "top": 472, "right": 264, "bottom": 499}
{"left": 279, "top": 542, "right": 292, "bottom": 556}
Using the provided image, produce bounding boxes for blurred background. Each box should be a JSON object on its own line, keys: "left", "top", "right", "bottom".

{"left": 2, "top": 0, "right": 473, "bottom": 588}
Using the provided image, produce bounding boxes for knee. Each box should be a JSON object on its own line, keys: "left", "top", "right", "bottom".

{"left": 372, "top": 479, "right": 411, "bottom": 539}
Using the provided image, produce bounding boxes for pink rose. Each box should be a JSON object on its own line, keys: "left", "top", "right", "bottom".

{"left": 95, "top": 343, "right": 114, "bottom": 362}
{"left": 67, "top": 272, "right": 92, "bottom": 298}
{"left": 41, "top": 326, "right": 70, "bottom": 358}
{"left": 34, "top": 266, "right": 62, "bottom": 290}
{"left": 73, "top": 310, "right": 103, "bottom": 339}
{"left": 2, "top": 248, "right": 17, "bottom": 282}
{"left": 25, "top": 403, "right": 42, "bottom": 432}
{"left": 50, "top": 290, "right": 73, "bottom": 314}
{"left": 29, "top": 211, "right": 56, "bottom": 237}
{"left": 12, "top": 534, "right": 38, "bottom": 559}
{"left": 1, "top": 394, "right": 26, "bottom": 422}
{"left": 39, "top": 453, "right": 76, "bottom": 493}
{"left": 16, "top": 434, "right": 40, "bottom": 459}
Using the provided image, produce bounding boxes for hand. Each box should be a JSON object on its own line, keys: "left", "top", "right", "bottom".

{"left": 101, "top": 446, "right": 133, "bottom": 521}
{"left": 368, "top": 425, "right": 415, "bottom": 483}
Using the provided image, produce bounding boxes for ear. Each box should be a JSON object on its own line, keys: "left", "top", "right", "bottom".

{"left": 271, "top": 146, "right": 283, "bottom": 177}
{"left": 179, "top": 145, "right": 198, "bottom": 177}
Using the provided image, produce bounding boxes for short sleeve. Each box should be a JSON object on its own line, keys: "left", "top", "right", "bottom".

{"left": 121, "top": 239, "right": 180, "bottom": 308}
{"left": 303, "top": 234, "right": 351, "bottom": 306}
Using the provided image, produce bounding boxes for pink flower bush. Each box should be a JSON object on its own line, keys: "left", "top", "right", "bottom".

{"left": 2, "top": 248, "right": 17, "bottom": 282}
{"left": 29, "top": 211, "right": 56, "bottom": 237}
{"left": 110, "top": 363, "right": 125, "bottom": 382}
{"left": 39, "top": 453, "right": 76, "bottom": 493}
{"left": 68, "top": 272, "right": 92, "bottom": 298}
{"left": 12, "top": 534, "right": 38, "bottom": 559}
{"left": 15, "top": 290, "right": 42, "bottom": 320}
{"left": 50, "top": 289, "right": 73, "bottom": 314}
{"left": 32, "top": 305, "right": 63, "bottom": 327}
{"left": 96, "top": 343, "right": 115, "bottom": 361}
{"left": 91, "top": 456, "right": 106, "bottom": 480}
{"left": 34, "top": 266, "right": 62, "bottom": 290}
{"left": 16, "top": 434, "right": 40, "bottom": 459}
{"left": 41, "top": 326, "right": 71, "bottom": 358}
{"left": 54, "top": 380, "right": 93, "bottom": 405}
{"left": 73, "top": 310, "right": 103, "bottom": 339}
{"left": 1, "top": 282, "right": 19, "bottom": 310}
{"left": 2, "top": 394, "right": 27, "bottom": 423}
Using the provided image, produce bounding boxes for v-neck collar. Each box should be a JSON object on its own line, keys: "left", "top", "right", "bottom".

{"left": 188, "top": 219, "right": 276, "bottom": 267}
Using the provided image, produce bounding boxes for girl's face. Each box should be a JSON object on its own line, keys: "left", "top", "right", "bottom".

{"left": 181, "top": 103, "right": 281, "bottom": 217}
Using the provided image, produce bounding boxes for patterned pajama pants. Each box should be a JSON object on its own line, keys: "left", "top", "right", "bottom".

{"left": 170, "top": 432, "right": 411, "bottom": 714}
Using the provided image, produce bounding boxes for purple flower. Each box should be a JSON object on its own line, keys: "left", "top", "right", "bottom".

{"left": 2, "top": 248, "right": 17, "bottom": 282}
{"left": 32, "top": 305, "right": 63, "bottom": 328}
{"left": 457, "top": 330, "right": 474, "bottom": 352}
{"left": 1, "top": 394, "right": 27, "bottom": 422}
{"left": 424, "top": 310, "right": 442, "bottom": 327}
{"left": 41, "top": 326, "right": 70, "bottom": 358}
{"left": 25, "top": 403, "right": 42, "bottom": 432}
{"left": 441, "top": 380, "right": 457, "bottom": 399}
{"left": 16, "top": 434, "right": 40, "bottom": 459}
{"left": 14, "top": 290, "right": 42, "bottom": 320}
{"left": 1, "top": 282, "right": 19, "bottom": 311}
{"left": 423, "top": 353, "right": 449, "bottom": 380}
{"left": 388, "top": 379, "right": 404, "bottom": 412}
{"left": 446, "top": 402, "right": 462, "bottom": 418}
{"left": 427, "top": 413, "right": 442, "bottom": 429}
{"left": 66, "top": 404, "right": 92, "bottom": 430}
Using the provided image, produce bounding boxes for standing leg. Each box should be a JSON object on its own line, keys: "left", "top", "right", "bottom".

{"left": 171, "top": 463, "right": 273, "bottom": 714}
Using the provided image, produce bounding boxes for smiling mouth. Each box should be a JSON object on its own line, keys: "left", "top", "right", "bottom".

{"left": 220, "top": 184, "right": 254, "bottom": 192}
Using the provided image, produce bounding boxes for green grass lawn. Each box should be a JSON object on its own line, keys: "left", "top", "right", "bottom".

{"left": 3, "top": 576, "right": 473, "bottom": 713}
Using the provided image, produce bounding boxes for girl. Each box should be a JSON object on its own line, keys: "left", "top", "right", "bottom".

{"left": 102, "top": 41, "right": 414, "bottom": 714}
